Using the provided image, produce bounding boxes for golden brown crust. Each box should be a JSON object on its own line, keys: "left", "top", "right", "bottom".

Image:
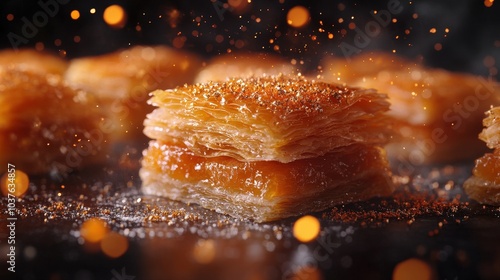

{"left": 464, "top": 175, "right": 500, "bottom": 205}
{"left": 479, "top": 107, "right": 500, "bottom": 149}
{"left": 0, "top": 48, "right": 67, "bottom": 76}
{"left": 144, "top": 75, "right": 392, "bottom": 162}
{"left": 65, "top": 45, "right": 203, "bottom": 141}
{"left": 320, "top": 52, "right": 500, "bottom": 164}
{"left": 0, "top": 69, "right": 108, "bottom": 174}
{"left": 140, "top": 140, "right": 394, "bottom": 222}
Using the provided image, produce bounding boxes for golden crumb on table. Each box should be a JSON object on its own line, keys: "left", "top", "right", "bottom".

{"left": 464, "top": 106, "right": 500, "bottom": 205}
{"left": 195, "top": 52, "right": 299, "bottom": 83}
{"left": 319, "top": 52, "right": 500, "bottom": 165}
{"left": 0, "top": 48, "right": 68, "bottom": 76}
{"left": 141, "top": 75, "right": 394, "bottom": 222}
{"left": 0, "top": 69, "right": 108, "bottom": 174}
{"left": 65, "top": 45, "right": 203, "bottom": 141}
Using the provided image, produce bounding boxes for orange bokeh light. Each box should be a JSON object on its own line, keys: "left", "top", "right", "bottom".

{"left": 101, "top": 232, "right": 129, "bottom": 258}
{"left": 70, "top": 10, "right": 80, "bottom": 20}
{"left": 103, "top": 5, "right": 127, "bottom": 28}
{"left": 393, "top": 258, "right": 435, "bottom": 280}
{"left": 287, "top": 6, "right": 310, "bottom": 28}
{"left": 1, "top": 170, "right": 29, "bottom": 197}
{"left": 80, "top": 218, "right": 109, "bottom": 243}
{"left": 293, "top": 215, "right": 320, "bottom": 242}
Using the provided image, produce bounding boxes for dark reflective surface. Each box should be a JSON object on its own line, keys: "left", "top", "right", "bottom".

{"left": 1, "top": 161, "right": 500, "bottom": 280}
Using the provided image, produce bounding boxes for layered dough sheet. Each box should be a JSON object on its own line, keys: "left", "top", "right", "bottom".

{"left": 141, "top": 75, "right": 395, "bottom": 221}
{"left": 145, "top": 75, "right": 392, "bottom": 163}
{"left": 320, "top": 53, "right": 500, "bottom": 165}
{"left": 464, "top": 107, "right": 500, "bottom": 205}
{"left": 0, "top": 68, "right": 106, "bottom": 174}
{"left": 141, "top": 141, "right": 393, "bottom": 222}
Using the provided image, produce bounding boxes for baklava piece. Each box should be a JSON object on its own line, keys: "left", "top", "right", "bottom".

{"left": 0, "top": 48, "right": 68, "bottom": 76}
{"left": 320, "top": 53, "right": 500, "bottom": 165}
{"left": 65, "top": 45, "right": 203, "bottom": 142}
{"left": 0, "top": 69, "right": 106, "bottom": 174}
{"left": 140, "top": 75, "right": 394, "bottom": 222}
{"left": 464, "top": 107, "right": 500, "bottom": 204}
{"left": 195, "top": 52, "right": 298, "bottom": 83}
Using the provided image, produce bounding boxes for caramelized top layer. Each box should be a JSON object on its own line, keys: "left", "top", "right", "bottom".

{"left": 145, "top": 75, "right": 392, "bottom": 162}
{"left": 65, "top": 45, "right": 202, "bottom": 99}
{"left": 151, "top": 75, "right": 384, "bottom": 117}
{"left": 320, "top": 52, "right": 500, "bottom": 125}
{"left": 480, "top": 106, "right": 500, "bottom": 149}
{"left": 0, "top": 49, "right": 68, "bottom": 76}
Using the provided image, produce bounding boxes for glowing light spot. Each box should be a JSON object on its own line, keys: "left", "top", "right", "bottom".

{"left": 328, "top": 33, "right": 334, "bottom": 39}
{"left": 73, "top": 36, "right": 81, "bottom": 43}
{"left": 293, "top": 215, "right": 320, "bottom": 242}
{"left": 90, "top": 8, "right": 96, "bottom": 14}
{"left": 103, "top": 5, "right": 127, "bottom": 28}
{"left": 80, "top": 218, "right": 109, "bottom": 243}
{"left": 434, "top": 43, "right": 442, "bottom": 51}
{"left": 35, "top": 42, "right": 44, "bottom": 51}
{"left": 484, "top": 0, "right": 494, "bottom": 7}
{"left": 1, "top": 170, "right": 29, "bottom": 197}
{"left": 393, "top": 258, "right": 434, "bottom": 280}
{"left": 429, "top": 28, "right": 437, "bottom": 34}
{"left": 193, "top": 239, "right": 216, "bottom": 264}
{"left": 348, "top": 22, "right": 356, "bottom": 30}
{"left": 287, "top": 6, "right": 310, "bottom": 28}
{"left": 412, "top": 13, "right": 418, "bottom": 19}
{"left": 70, "top": 10, "right": 80, "bottom": 20}
{"left": 215, "top": 34, "right": 224, "bottom": 43}
{"left": 6, "top": 14, "right": 14, "bottom": 21}
{"left": 173, "top": 36, "right": 186, "bottom": 48}
{"left": 444, "top": 28, "right": 450, "bottom": 33}
{"left": 54, "top": 39, "right": 62, "bottom": 47}
{"left": 484, "top": 55, "right": 496, "bottom": 68}
{"left": 101, "top": 232, "right": 129, "bottom": 258}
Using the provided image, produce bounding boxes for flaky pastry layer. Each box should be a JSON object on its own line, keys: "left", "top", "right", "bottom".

{"left": 320, "top": 52, "right": 500, "bottom": 164}
{"left": 140, "top": 141, "right": 394, "bottom": 222}
{"left": 0, "top": 69, "right": 107, "bottom": 174}
{"left": 65, "top": 45, "right": 203, "bottom": 141}
{"left": 479, "top": 107, "right": 500, "bottom": 149}
{"left": 144, "top": 75, "right": 391, "bottom": 163}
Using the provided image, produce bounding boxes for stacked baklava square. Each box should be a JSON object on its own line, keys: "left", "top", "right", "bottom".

{"left": 140, "top": 75, "right": 395, "bottom": 222}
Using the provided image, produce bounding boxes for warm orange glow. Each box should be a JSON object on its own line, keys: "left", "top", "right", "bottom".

{"left": 101, "top": 232, "right": 129, "bottom": 258}
{"left": 429, "top": 28, "right": 437, "bottom": 34}
{"left": 1, "top": 170, "right": 29, "bottom": 197}
{"left": 434, "top": 43, "right": 442, "bottom": 51}
{"left": 103, "top": 5, "right": 127, "bottom": 28}
{"left": 6, "top": 14, "right": 14, "bottom": 21}
{"left": 293, "top": 215, "right": 320, "bottom": 242}
{"left": 485, "top": 0, "right": 494, "bottom": 7}
{"left": 193, "top": 239, "right": 216, "bottom": 264}
{"left": 80, "top": 218, "right": 109, "bottom": 243}
{"left": 70, "top": 10, "right": 80, "bottom": 20}
{"left": 35, "top": 42, "right": 44, "bottom": 51}
{"left": 287, "top": 6, "right": 310, "bottom": 28}
{"left": 393, "top": 258, "right": 434, "bottom": 280}
{"left": 292, "top": 266, "right": 323, "bottom": 280}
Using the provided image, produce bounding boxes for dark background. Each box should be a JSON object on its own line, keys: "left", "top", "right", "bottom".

{"left": 1, "top": 0, "right": 499, "bottom": 79}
